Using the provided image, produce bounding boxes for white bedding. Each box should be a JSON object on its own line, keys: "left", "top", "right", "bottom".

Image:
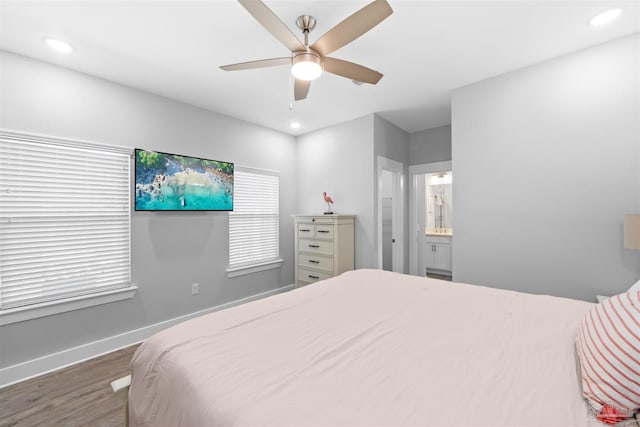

{"left": 129, "top": 269, "right": 599, "bottom": 426}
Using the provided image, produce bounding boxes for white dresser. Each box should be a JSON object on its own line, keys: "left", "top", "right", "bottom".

{"left": 294, "top": 215, "right": 355, "bottom": 287}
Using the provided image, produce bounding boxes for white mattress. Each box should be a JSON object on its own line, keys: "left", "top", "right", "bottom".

{"left": 129, "top": 269, "right": 600, "bottom": 426}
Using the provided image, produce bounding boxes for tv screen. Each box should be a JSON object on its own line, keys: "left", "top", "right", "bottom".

{"left": 134, "top": 149, "right": 233, "bottom": 211}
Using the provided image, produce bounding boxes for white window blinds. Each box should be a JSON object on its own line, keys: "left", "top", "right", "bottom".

{"left": 0, "top": 133, "right": 131, "bottom": 310}
{"left": 228, "top": 167, "right": 279, "bottom": 269}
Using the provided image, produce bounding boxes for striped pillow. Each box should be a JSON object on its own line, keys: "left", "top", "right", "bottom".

{"left": 576, "top": 291, "right": 640, "bottom": 424}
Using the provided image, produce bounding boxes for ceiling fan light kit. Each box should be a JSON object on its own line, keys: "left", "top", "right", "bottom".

{"left": 291, "top": 50, "right": 322, "bottom": 81}
{"left": 221, "top": 0, "right": 393, "bottom": 101}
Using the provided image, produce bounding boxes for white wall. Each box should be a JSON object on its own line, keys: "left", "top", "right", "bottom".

{"left": 296, "top": 115, "right": 376, "bottom": 268}
{"left": 451, "top": 35, "right": 640, "bottom": 301}
{"left": 0, "top": 51, "right": 297, "bottom": 369}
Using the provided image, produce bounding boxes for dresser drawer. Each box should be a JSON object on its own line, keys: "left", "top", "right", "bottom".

{"left": 299, "top": 239, "right": 333, "bottom": 255}
{"left": 297, "top": 224, "right": 315, "bottom": 238}
{"left": 314, "top": 225, "right": 333, "bottom": 240}
{"left": 297, "top": 268, "right": 332, "bottom": 283}
{"left": 298, "top": 253, "right": 334, "bottom": 272}
{"left": 297, "top": 224, "right": 334, "bottom": 240}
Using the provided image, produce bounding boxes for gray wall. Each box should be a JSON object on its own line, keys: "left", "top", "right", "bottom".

{"left": 373, "top": 115, "right": 410, "bottom": 272}
{"left": 451, "top": 35, "right": 640, "bottom": 301}
{"left": 296, "top": 115, "right": 376, "bottom": 269}
{"left": 409, "top": 125, "right": 452, "bottom": 165}
{"left": 0, "top": 51, "right": 297, "bottom": 367}
{"left": 374, "top": 114, "right": 410, "bottom": 165}
{"left": 4, "top": 32, "right": 636, "bottom": 371}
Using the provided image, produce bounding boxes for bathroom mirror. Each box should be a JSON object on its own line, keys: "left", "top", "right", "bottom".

{"left": 425, "top": 171, "right": 452, "bottom": 235}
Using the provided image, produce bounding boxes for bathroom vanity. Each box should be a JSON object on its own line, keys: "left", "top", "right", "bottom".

{"left": 425, "top": 230, "right": 452, "bottom": 275}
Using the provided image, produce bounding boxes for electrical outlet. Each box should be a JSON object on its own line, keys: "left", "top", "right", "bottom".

{"left": 191, "top": 283, "right": 199, "bottom": 295}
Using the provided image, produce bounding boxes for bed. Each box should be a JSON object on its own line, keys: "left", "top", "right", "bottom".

{"left": 128, "top": 269, "right": 634, "bottom": 426}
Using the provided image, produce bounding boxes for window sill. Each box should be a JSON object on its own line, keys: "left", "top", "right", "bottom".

{"left": 0, "top": 286, "right": 137, "bottom": 326}
{"left": 227, "top": 259, "right": 283, "bottom": 278}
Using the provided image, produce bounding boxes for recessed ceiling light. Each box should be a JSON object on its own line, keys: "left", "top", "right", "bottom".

{"left": 45, "top": 38, "right": 73, "bottom": 53}
{"left": 290, "top": 121, "right": 301, "bottom": 129}
{"left": 590, "top": 8, "right": 622, "bottom": 26}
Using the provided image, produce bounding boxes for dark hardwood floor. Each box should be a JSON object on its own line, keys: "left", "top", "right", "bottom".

{"left": 0, "top": 344, "right": 140, "bottom": 427}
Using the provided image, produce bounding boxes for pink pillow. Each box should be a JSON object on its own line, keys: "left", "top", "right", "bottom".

{"left": 576, "top": 291, "right": 640, "bottom": 424}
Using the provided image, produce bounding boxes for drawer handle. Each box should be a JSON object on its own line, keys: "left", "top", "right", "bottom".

{"left": 300, "top": 229, "right": 311, "bottom": 232}
{"left": 308, "top": 259, "right": 320, "bottom": 264}
{"left": 317, "top": 230, "right": 330, "bottom": 233}
{"left": 308, "top": 275, "right": 320, "bottom": 279}
{"left": 308, "top": 244, "right": 320, "bottom": 248}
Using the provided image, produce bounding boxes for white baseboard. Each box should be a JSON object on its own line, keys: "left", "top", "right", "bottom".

{"left": 0, "top": 284, "right": 295, "bottom": 389}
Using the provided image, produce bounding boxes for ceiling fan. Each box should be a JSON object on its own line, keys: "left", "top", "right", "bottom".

{"left": 220, "top": 0, "right": 393, "bottom": 101}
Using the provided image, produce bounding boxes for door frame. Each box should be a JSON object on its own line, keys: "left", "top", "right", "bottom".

{"left": 409, "top": 161, "right": 452, "bottom": 276}
{"left": 376, "top": 156, "right": 404, "bottom": 273}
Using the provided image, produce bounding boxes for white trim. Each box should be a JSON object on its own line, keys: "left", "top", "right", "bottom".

{"left": 409, "top": 161, "right": 452, "bottom": 276}
{"left": 226, "top": 258, "right": 283, "bottom": 278}
{"left": 376, "top": 156, "right": 405, "bottom": 273}
{"left": 110, "top": 374, "right": 131, "bottom": 393}
{"left": 0, "top": 283, "right": 295, "bottom": 388}
{"left": 0, "top": 286, "right": 137, "bottom": 326}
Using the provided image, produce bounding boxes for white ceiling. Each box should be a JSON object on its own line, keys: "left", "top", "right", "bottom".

{"left": 1, "top": 1, "right": 638, "bottom": 136}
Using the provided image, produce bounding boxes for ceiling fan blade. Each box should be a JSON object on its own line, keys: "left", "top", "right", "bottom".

{"left": 311, "top": 0, "right": 393, "bottom": 57}
{"left": 220, "top": 57, "right": 290, "bottom": 71}
{"left": 323, "top": 57, "right": 383, "bottom": 85}
{"left": 238, "top": 0, "right": 305, "bottom": 52}
{"left": 294, "top": 79, "right": 311, "bottom": 101}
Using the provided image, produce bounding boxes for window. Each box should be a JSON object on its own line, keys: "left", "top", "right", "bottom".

{"left": 0, "top": 131, "right": 134, "bottom": 324}
{"left": 227, "top": 166, "right": 281, "bottom": 277}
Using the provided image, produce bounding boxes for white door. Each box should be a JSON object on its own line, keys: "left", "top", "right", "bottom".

{"left": 381, "top": 168, "right": 394, "bottom": 271}
{"left": 377, "top": 156, "right": 404, "bottom": 273}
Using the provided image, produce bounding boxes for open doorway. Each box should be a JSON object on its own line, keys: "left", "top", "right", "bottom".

{"left": 377, "top": 156, "right": 404, "bottom": 273}
{"left": 409, "top": 161, "right": 452, "bottom": 277}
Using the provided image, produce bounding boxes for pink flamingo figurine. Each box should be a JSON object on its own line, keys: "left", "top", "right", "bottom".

{"left": 323, "top": 192, "right": 334, "bottom": 214}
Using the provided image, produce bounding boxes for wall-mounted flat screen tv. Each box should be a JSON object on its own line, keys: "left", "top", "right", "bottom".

{"left": 134, "top": 149, "right": 233, "bottom": 211}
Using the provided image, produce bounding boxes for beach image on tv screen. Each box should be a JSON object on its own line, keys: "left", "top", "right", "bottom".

{"left": 135, "top": 149, "right": 233, "bottom": 211}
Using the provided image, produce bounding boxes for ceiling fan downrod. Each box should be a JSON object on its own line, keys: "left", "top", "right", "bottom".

{"left": 296, "top": 15, "right": 316, "bottom": 48}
